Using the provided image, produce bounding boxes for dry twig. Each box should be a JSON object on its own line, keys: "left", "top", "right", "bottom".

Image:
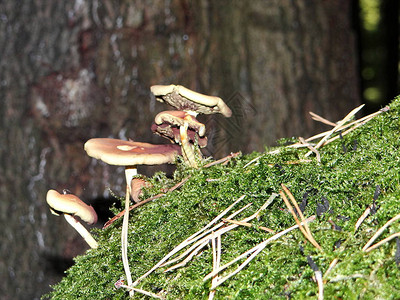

{"left": 305, "top": 104, "right": 365, "bottom": 157}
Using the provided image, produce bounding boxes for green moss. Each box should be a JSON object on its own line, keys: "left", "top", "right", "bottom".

{"left": 44, "top": 97, "right": 400, "bottom": 299}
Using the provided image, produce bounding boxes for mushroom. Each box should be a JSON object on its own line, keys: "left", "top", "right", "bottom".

{"left": 84, "top": 138, "right": 181, "bottom": 191}
{"left": 46, "top": 189, "right": 98, "bottom": 249}
{"left": 130, "top": 176, "right": 152, "bottom": 203}
{"left": 151, "top": 110, "right": 208, "bottom": 168}
{"left": 150, "top": 84, "right": 232, "bottom": 117}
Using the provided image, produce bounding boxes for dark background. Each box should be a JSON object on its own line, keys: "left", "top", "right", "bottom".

{"left": 0, "top": 1, "right": 398, "bottom": 299}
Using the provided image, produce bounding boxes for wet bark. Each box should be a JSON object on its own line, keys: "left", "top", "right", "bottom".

{"left": 0, "top": 1, "right": 359, "bottom": 299}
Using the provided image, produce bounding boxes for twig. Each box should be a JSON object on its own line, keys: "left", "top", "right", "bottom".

{"left": 299, "top": 137, "right": 320, "bottom": 162}
{"left": 245, "top": 105, "right": 388, "bottom": 167}
{"left": 362, "top": 213, "right": 400, "bottom": 251}
{"left": 121, "top": 185, "right": 133, "bottom": 297}
{"left": 305, "top": 104, "right": 365, "bottom": 157}
{"left": 203, "top": 152, "right": 241, "bottom": 168}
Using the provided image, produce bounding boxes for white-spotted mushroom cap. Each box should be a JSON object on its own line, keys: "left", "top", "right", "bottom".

{"left": 150, "top": 84, "right": 232, "bottom": 117}
{"left": 84, "top": 138, "right": 181, "bottom": 166}
{"left": 46, "top": 189, "right": 98, "bottom": 224}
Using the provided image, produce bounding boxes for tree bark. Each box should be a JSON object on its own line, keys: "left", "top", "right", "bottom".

{"left": 0, "top": 1, "right": 360, "bottom": 299}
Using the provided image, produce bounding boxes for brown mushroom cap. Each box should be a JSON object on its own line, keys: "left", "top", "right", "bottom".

{"left": 151, "top": 123, "right": 208, "bottom": 148}
{"left": 154, "top": 110, "right": 206, "bottom": 137}
{"left": 46, "top": 189, "right": 98, "bottom": 224}
{"left": 150, "top": 84, "right": 232, "bottom": 117}
{"left": 84, "top": 138, "right": 181, "bottom": 166}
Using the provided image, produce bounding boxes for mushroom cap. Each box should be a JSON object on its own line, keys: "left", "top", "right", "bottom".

{"left": 154, "top": 110, "right": 206, "bottom": 136}
{"left": 46, "top": 189, "right": 98, "bottom": 224}
{"left": 151, "top": 123, "right": 208, "bottom": 148}
{"left": 150, "top": 84, "right": 232, "bottom": 117}
{"left": 84, "top": 138, "right": 181, "bottom": 166}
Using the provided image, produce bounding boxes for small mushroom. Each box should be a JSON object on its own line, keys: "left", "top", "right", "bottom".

{"left": 150, "top": 84, "right": 232, "bottom": 117}
{"left": 84, "top": 138, "right": 181, "bottom": 190}
{"left": 154, "top": 110, "right": 206, "bottom": 136}
{"left": 151, "top": 110, "right": 208, "bottom": 167}
{"left": 46, "top": 189, "right": 98, "bottom": 249}
{"left": 151, "top": 123, "right": 207, "bottom": 147}
{"left": 130, "top": 176, "right": 152, "bottom": 203}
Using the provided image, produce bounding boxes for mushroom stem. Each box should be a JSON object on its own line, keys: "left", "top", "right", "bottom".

{"left": 125, "top": 166, "right": 138, "bottom": 193}
{"left": 180, "top": 122, "right": 198, "bottom": 168}
{"left": 63, "top": 214, "right": 98, "bottom": 249}
{"left": 121, "top": 185, "right": 134, "bottom": 296}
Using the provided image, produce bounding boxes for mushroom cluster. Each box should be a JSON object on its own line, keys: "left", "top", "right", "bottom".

{"left": 45, "top": 84, "right": 231, "bottom": 249}
{"left": 150, "top": 84, "right": 232, "bottom": 168}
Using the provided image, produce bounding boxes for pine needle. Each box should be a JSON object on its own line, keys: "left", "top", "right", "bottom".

{"left": 362, "top": 213, "right": 400, "bottom": 251}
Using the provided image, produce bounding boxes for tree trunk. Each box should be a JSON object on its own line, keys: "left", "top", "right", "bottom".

{"left": 0, "top": 1, "right": 360, "bottom": 299}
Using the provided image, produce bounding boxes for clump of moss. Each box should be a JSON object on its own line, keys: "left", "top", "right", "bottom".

{"left": 44, "top": 97, "right": 400, "bottom": 299}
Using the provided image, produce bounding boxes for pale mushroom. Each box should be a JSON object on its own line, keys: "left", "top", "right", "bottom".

{"left": 84, "top": 138, "right": 181, "bottom": 189}
{"left": 46, "top": 189, "right": 98, "bottom": 249}
{"left": 150, "top": 84, "right": 232, "bottom": 117}
{"left": 151, "top": 110, "right": 208, "bottom": 168}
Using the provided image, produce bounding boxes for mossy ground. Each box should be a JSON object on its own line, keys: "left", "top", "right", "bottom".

{"left": 44, "top": 97, "right": 400, "bottom": 299}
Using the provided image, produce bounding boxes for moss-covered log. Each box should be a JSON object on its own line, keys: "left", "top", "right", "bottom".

{"left": 44, "top": 97, "right": 400, "bottom": 299}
